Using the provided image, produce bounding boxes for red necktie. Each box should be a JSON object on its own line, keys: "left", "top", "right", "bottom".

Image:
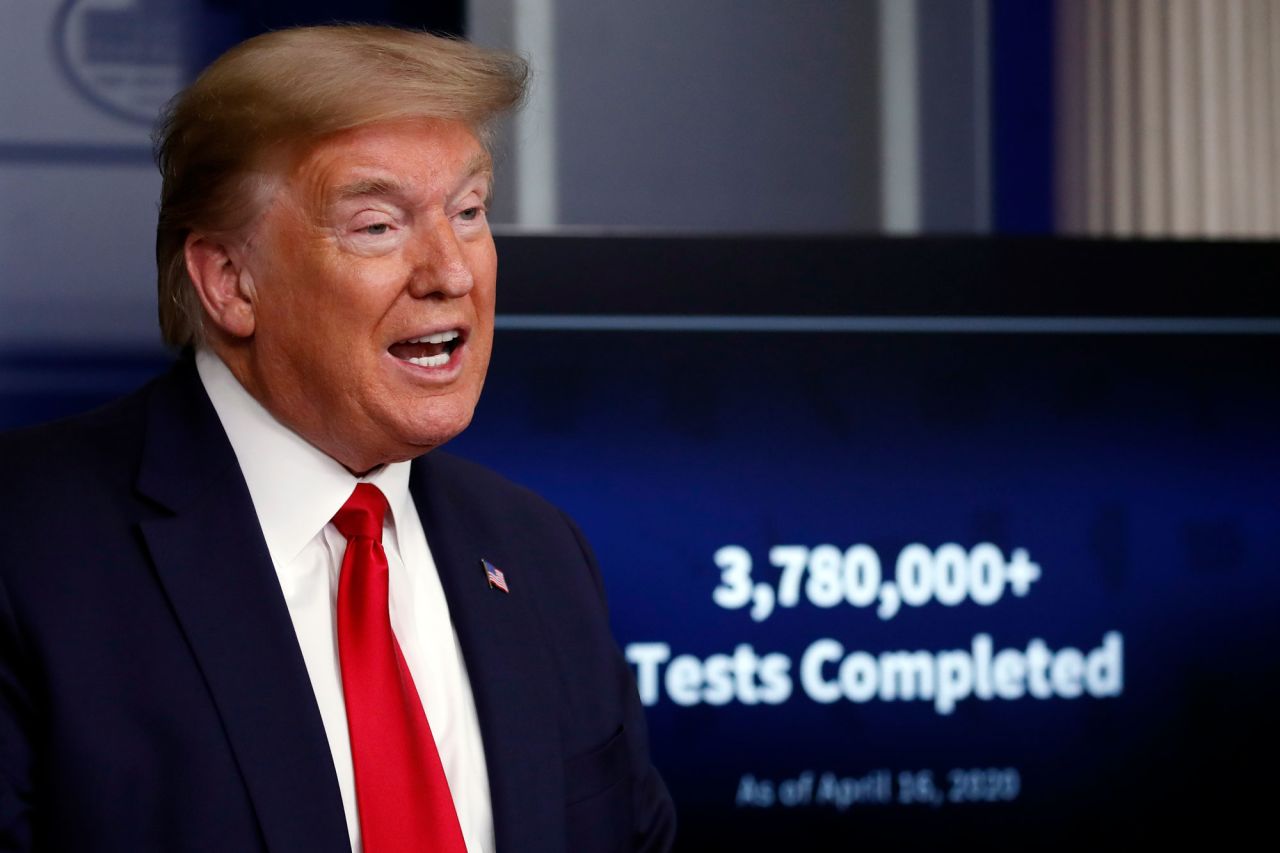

{"left": 333, "top": 483, "right": 467, "bottom": 853}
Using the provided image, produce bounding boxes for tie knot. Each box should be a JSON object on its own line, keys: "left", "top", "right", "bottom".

{"left": 332, "top": 483, "right": 389, "bottom": 542}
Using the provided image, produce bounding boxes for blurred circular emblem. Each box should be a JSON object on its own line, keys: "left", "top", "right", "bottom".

{"left": 54, "top": 0, "right": 187, "bottom": 126}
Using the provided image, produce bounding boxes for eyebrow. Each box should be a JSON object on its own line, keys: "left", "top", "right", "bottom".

{"left": 331, "top": 177, "right": 408, "bottom": 203}
{"left": 330, "top": 153, "right": 494, "bottom": 204}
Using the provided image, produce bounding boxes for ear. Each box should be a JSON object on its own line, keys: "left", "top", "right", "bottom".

{"left": 185, "top": 233, "right": 257, "bottom": 339}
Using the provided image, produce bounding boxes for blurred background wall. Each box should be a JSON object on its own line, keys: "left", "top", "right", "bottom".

{"left": 3, "top": 0, "right": 1277, "bottom": 353}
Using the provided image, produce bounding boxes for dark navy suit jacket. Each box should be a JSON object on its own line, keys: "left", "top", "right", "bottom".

{"left": 0, "top": 356, "right": 675, "bottom": 852}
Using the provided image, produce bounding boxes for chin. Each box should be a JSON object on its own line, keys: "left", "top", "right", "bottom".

{"left": 396, "top": 405, "right": 476, "bottom": 455}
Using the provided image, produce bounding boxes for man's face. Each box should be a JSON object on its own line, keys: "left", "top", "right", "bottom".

{"left": 240, "top": 118, "right": 496, "bottom": 472}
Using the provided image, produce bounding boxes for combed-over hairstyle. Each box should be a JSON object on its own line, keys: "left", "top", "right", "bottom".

{"left": 153, "top": 25, "right": 528, "bottom": 347}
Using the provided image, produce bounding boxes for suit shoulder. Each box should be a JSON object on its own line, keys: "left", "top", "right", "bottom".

{"left": 420, "top": 449, "right": 562, "bottom": 517}
{"left": 0, "top": 383, "right": 152, "bottom": 489}
{"left": 414, "top": 449, "right": 598, "bottom": 581}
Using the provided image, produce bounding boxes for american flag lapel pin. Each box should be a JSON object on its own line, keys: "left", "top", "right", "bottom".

{"left": 481, "top": 558, "right": 510, "bottom": 593}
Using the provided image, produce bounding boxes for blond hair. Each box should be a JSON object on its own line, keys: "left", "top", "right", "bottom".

{"left": 153, "top": 25, "right": 528, "bottom": 347}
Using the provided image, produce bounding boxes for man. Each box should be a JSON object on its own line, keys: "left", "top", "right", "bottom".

{"left": 0, "top": 25, "right": 675, "bottom": 852}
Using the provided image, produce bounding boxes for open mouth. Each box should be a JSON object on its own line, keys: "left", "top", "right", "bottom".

{"left": 388, "top": 329, "right": 463, "bottom": 368}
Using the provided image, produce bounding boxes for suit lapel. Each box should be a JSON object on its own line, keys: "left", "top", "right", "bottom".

{"left": 135, "top": 358, "right": 350, "bottom": 853}
{"left": 411, "top": 455, "right": 564, "bottom": 852}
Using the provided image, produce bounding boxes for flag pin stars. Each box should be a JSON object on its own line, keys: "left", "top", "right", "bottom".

{"left": 481, "top": 558, "right": 509, "bottom": 593}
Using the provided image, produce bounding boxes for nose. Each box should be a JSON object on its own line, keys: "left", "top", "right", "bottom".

{"left": 408, "top": 215, "right": 474, "bottom": 299}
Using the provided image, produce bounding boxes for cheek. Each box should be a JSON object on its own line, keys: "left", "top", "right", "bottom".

{"left": 469, "top": 279, "right": 497, "bottom": 356}
{"left": 469, "top": 235, "right": 498, "bottom": 283}
{"left": 253, "top": 275, "right": 365, "bottom": 396}
{"left": 272, "top": 256, "right": 381, "bottom": 342}
{"left": 475, "top": 268, "right": 496, "bottom": 321}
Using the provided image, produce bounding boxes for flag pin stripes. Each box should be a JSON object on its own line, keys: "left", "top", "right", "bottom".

{"left": 481, "top": 558, "right": 509, "bottom": 593}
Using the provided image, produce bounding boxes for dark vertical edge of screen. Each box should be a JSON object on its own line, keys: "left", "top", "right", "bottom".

{"left": 990, "top": 0, "right": 1056, "bottom": 234}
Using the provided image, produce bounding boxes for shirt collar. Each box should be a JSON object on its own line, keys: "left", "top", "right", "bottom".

{"left": 195, "top": 348, "right": 413, "bottom": 566}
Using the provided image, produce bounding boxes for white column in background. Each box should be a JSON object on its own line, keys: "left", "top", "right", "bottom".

{"left": 1269, "top": 1, "right": 1280, "bottom": 230}
{"left": 513, "top": 0, "right": 559, "bottom": 229}
{"left": 1108, "top": 0, "right": 1135, "bottom": 236}
{"left": 1245, "top": 0, "right": 1273, "bottom": 236}
{"left": 1058, "top": 0, "right": 1280, "bottom": 239}
{"left": 879, "top": 0, "right": 921, "bottom": 234}
{"left": 1166, "top": 0, "right": 1199, "bottom": 237}
{"left": 1136, "top": 0, "right": 1167, "bottom": 235}
{"left": 1271, "top": 0, "right": 1280, "bottom": 232}
{"left": 1083, "top": 0, "right": 1107, "bottom": 235}
{"left": 1223, "top": 0, "right": 1250, "bottom": 236}
{"left": 1196, "top": 0, "right": 1226, "bottom": 236}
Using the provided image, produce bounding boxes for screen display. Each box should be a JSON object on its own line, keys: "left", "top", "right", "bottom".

{"left": 449, "top": 323, "right": 1277, "bottom": 846}
{"left": 5, "top": 236, "right": 1276, "bottom": 847}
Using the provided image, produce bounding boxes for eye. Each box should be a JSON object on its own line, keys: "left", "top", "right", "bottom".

{"left": 458, "top": 206, "right": 483, "bottom": 222}
{"left": 361, "top": 223, "right": 391, "bottom": 235}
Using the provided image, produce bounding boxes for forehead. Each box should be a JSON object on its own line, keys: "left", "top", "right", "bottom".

{"left": 286, "top": 119, "right": 491, "bottom": 201}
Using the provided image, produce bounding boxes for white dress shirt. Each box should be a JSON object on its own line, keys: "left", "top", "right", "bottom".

{"left": 196, "top": 349, "right": 494, "bottom": 853}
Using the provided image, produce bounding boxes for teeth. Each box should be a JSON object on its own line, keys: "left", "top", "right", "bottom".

{"left": 403, "top": 329, "right": 460, "bottom": 345}
{"left": 408, "top": 353, "right": 450, "bottom": 368}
